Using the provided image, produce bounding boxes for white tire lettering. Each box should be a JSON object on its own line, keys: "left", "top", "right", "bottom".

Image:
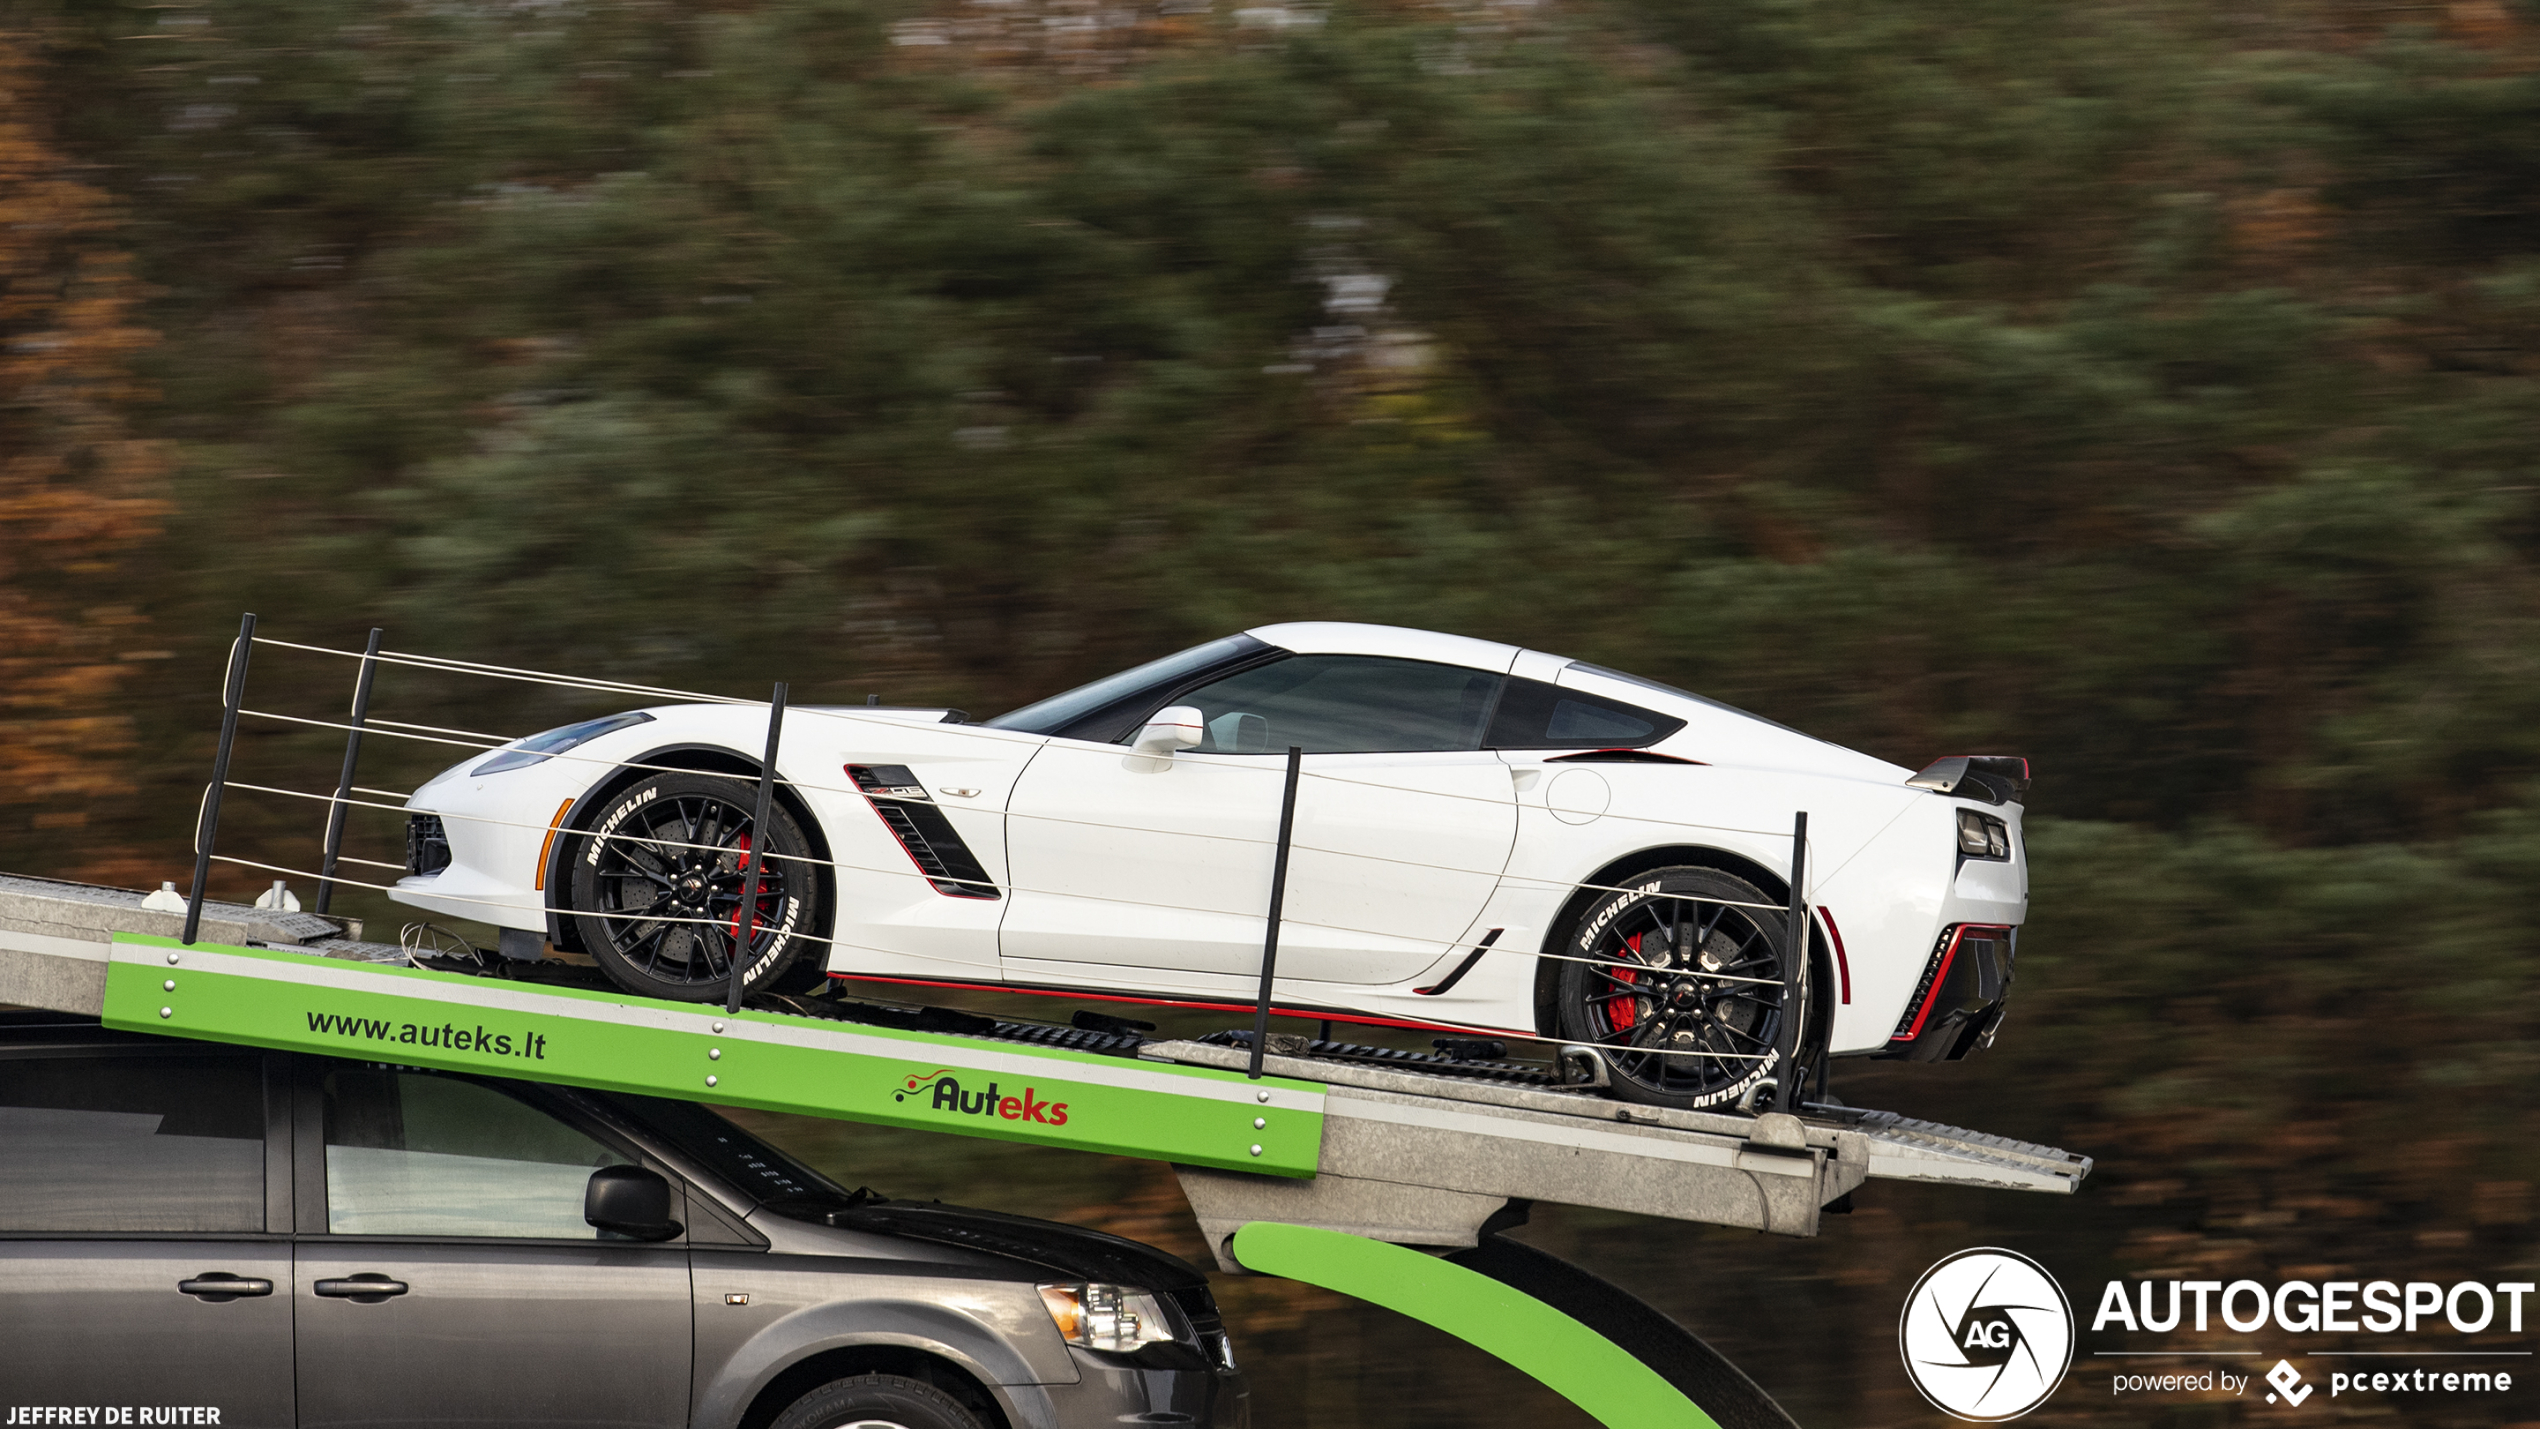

{"left": 1574, "top": 874, "right": 1796, "bottom": 1108}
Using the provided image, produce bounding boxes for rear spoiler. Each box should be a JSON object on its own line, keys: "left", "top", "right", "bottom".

{"left": 1907, "top": 755, "right": 2029, "bottom": 806}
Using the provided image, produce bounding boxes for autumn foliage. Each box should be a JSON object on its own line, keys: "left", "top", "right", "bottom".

{"left": 0, "top": 33, "right": 165, "bottom": 843}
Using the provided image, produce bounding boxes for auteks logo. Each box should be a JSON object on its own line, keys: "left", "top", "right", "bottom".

{"left": 893, "top": 1069, "right": 1069, "bottom": 1126}
{"left": 1901, "top": 1248, "right": 2076, "bottom": 1422}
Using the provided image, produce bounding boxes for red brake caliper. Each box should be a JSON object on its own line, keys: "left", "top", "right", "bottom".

{"left": 729, "top": 831, "right": 760, "bottom": 943}
{"left": 1606, "top": 932, "right": 1643, "bottom": 1031}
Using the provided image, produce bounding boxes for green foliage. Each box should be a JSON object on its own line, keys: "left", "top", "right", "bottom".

{"left": 7, "top": 1, "right": 2540, "bottom": 1418}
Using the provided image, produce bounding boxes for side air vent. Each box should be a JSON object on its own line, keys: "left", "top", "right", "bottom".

{"left": 845, "top": 764, "right": 1000, "bottom": 900}
{"left": 406, "top": 814, "right": 451, "bottom": 876}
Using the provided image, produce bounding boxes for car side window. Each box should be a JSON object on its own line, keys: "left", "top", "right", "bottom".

{"left": 1170, "top": 655, "right": 1503, "bottom": 754}
{"left": 1486, "top": 676, "right": 1687, "bottom": 749}
{"left": 0, "top": 1053, "right": 266, "bottom": 1233}
{"left": 323, "top": 1069, "right": 632, "bottom": 1239}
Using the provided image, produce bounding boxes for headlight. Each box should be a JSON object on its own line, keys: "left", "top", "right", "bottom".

{"left": 1038, "top": 1282, "right": 1182, "bottom": 1353}
{"left": 471, "top": 711, "right": 654, "bottom": 776}
{"left": 1956, "top": 809, "right": 2010, "bottom": 860}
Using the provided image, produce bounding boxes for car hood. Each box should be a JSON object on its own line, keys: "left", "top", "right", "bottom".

{"left": 817, "top": 1198, "right": 1210, "bottom": 1294}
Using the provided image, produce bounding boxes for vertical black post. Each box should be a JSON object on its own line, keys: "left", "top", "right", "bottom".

{"left": 1248, "top": 745, "right": 1305, "bottom": 1079}
{"left": 314, "top": 627, "right": 384, "bottom": 916}
{"left": 727, "top": 682, "right": 788, "bottom": 1015}
{"left": 184, "top": 613, "right": 257, "bottom": 945}
{"left": 1773, "top": 811, "right": 1808, "bottom": 1113}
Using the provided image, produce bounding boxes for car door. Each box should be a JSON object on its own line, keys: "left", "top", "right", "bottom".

{"left": 1000, "top": 653, "right": 1517, "bottom": 987}
{"left": 0, "top": 1043, "right": 294, "bottom": 1428}
{"left": 292, "top": 1063, "right": 691, "bottom": 1429}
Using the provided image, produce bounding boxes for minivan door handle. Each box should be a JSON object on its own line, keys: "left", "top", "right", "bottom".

{"left": 178, "top": 1273, "right": 275, "bottom": 1301}
{"left": 314, "top": 1274, "right": 409, "bottom": 1302}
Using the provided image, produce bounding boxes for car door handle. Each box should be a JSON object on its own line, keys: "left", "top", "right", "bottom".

{"left": 178, "top": 1273, "right": 275, "bottom": 1300}
{"left": 314, "top": 1274, "right": 410, "bottom": 1301}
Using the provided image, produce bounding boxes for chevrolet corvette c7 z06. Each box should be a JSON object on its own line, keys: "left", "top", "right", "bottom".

{"left": 392, "top": 623, "right": 2027, "bottom": 1109}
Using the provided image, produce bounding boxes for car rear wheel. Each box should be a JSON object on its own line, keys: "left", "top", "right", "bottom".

{"left": 567, "top": 771, "right": 816, "bottom": 1002}
{"left": 770, "top": 1373, "right": 989, "bottom": 1429}
{"left": 1552, "top": 865, "right": 1811, "bottom": 1110}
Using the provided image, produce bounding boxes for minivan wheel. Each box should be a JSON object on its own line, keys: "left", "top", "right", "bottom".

{"left": 769, "top": 1373, "right": 988, "bottom": 1429}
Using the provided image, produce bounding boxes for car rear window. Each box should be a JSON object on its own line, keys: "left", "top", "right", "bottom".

{"left": 1486, "top": 676, "right": 1686, "bottom": 749}
{"left": 0, "top": 1053, "right": 266, "bottom": 1233}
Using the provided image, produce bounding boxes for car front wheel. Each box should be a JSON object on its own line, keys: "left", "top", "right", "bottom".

{"left": 567, "top": 771, "right": 816, "bottom": 1002}
{"left": 1552, "top": 865, "right": 1811, "bottom": 1110}
{"left": 769, "top": 1373, "right": 989, "bottom": 1429}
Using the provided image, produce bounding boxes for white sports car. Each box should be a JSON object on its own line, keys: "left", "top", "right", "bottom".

{"left": 393, "top": 623, "right": 2028, "bottom": 1109}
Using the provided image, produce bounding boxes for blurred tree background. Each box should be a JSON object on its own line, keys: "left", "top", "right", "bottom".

{"left": 4, "top": 0, "right": 2538, "bottom": 1421}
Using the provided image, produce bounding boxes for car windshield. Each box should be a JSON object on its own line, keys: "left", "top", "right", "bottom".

{"left": 983, "top": 634, "right": 1268, "bottom": 737}
{"left": 600, "top": 1093, "right": 866, "bottom": 1213}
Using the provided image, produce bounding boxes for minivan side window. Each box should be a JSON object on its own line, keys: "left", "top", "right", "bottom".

{"left": 1174, "top": 655, "right": 1503, "bottom": 754}
{"left": 0, "top": 1053, "right": 266, "bottom": 1233}
{"left": 324, "top": 1070, "right": 632, "bottom": 1239}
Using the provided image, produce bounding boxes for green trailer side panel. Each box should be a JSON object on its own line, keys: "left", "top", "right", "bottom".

{"left": 103, "top": 934, "right": 1323, "bottom": 1176}
{"left": 1230, "top": 1222, "right": 1717, "bottom": 1429}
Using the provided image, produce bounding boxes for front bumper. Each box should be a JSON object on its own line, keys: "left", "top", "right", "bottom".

{"left": 391, "top": 762, "right": 595, "bottom": 934}
{"left": 1878, "top": 923, "right": 2015, "bottom": 1063}
{"left": 1034, "top": 1355, "right": 1248, "bottom": 1429}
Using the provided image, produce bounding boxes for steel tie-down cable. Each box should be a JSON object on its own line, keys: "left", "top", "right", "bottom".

{"left": 253, "top": 632, "right": 1822, "bottom": 868}
{"left": 230, "top": 704, "right": 1804, "bottom": 915}
{"left": 224, "top": 761, "right": 1810, "bottom": 1009}
{"left": 244, "top": 634, "right": 1826, "bottom": 889}
{"left": 238, "top": 769, "right": 1796, "bottom": 991}
{"left": 205, "top": 844, "right": 1771, "bottom": 1064}
{"left": 232, "top": 637, "right": 1824, "bottom": 1053}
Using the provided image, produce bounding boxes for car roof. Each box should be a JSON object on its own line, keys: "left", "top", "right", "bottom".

{"left": 1244, "top": 621, "right": 1526, "bottom": 672}
{"left": 1242, "top": 622, "right": 1914, "bottom": 782}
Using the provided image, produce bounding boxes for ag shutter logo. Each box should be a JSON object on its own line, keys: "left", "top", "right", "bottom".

{"left": 1901, "top": 1248, "right": 2076, "bottom": 1422}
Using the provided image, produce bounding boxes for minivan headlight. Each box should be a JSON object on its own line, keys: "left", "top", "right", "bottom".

{"left": 1038, "top": 1282, "right": 1181, "bottom": 1352}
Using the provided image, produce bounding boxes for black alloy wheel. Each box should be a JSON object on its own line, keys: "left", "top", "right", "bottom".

{"left": 769, "top": 1373, "right": 990, "bottom": 1429}
{"left": 568, "top": 771, "right": 815, "bottom": 1002}
{"left": 1552, "top": 865, "right": 1810, "bottom": 1110}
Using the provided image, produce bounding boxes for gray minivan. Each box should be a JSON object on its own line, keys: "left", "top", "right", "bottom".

{"left": 0, "top": 1011, "right": 1246, "bottom": 1429}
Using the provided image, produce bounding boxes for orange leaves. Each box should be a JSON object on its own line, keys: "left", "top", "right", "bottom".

{"left": 0, "top": 30, "right": 169, "bottom": 820}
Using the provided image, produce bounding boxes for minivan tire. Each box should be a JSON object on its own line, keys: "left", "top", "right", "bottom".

{"left": 770, "top": 1373, "right": 989, "bottom": 1429}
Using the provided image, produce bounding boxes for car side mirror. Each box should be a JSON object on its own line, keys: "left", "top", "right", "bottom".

{"left": 1133, "top": 706, "right": 1206, "bottom": 757}
{"left": 585, "top": 1164, "right": 682, "bottom": 1242}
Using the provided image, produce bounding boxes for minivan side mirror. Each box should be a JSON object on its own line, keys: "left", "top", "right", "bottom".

{"left": 585, "top": 1164, "right": 683, "bottom": 1242}
{"left": 1133, "top": 706, "right": 1206, "bottom": 757}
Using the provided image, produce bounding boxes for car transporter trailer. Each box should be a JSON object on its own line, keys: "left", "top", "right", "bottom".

{"left": 0, "top": 619, "right": 2092, "bottom": 1428}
